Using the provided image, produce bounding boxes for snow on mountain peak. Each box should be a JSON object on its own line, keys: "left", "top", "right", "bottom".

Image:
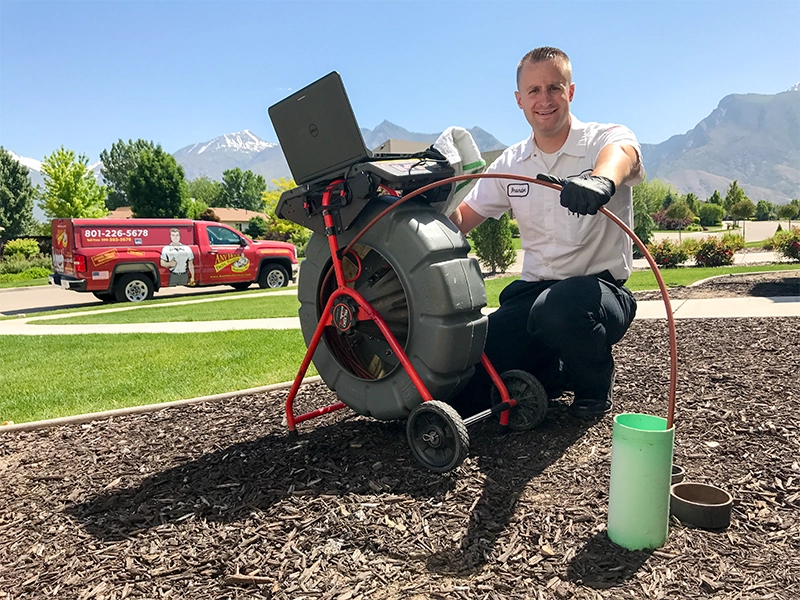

{"left": 789, "top": 82, "right": 800, "bottom": 92}
{"left": 8, "top": 150, "right": 43, "bottom": 172}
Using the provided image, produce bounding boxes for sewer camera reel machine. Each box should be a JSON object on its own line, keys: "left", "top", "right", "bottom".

{"left": 270, "top": 76, "right": 678, "bottom": 474}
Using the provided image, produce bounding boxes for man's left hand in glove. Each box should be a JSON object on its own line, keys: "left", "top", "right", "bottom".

{"left": 536, "top": 174, "right": 616, "bottom": 215}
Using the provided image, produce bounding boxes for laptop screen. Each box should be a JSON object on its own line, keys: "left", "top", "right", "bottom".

{"left": 268, "top": 72, "right": 371, "bottom": 185}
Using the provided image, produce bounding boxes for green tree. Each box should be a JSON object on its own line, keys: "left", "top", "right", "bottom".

{"left": 187, "top": 176, "right": 222, "bottom": 206}
{"left": 632, "top": 192, "right": 655, "bottom": 257}
{"left": 754, "top": 200, "right": 775, "bottom": 221}
{"left": 470, "top": 212, "right": 515, "bottom": 275}
{"left": 698, "top": 202, "right": 725, "bottom": 227}
{"left": 661, "top": 192, "right": 677, "bottom": 211}
{"left": 185, "top": 199, "right": 209, "bottom": 220}
{"left": 99, "top": 139, "right": 156, "bottom": 209}
{"left": 724, "top": 180, "right": 748, "bottom": 217}
{"left": 127, "top": 147, "right": 188, "bottom": 218}
{"left": 730, "top": 198, "right": 756, "bottom": 224}
{"left": 0, "top": 147, "right": 37, "bottom": 237}
{"left": 776, "top": 201, "right": 799, "bottom": 228}
{"left": 707, "top": 190, "right": 723, "bottom": 205}
{"left": 664, "top": 200, "right": 694, "bottom": 241}
{"left": 216, "top": 168, "right": 266, "bottom": 211}
{"left": 683, "top": 193, "right": 700, "bottom": 216}
{"left": 246, "top": 216, "right": 269, "bottom": 239}
{"left": 633, "top": 177, "right": 680, "bottom": 214}
{"left": 39, "top": 147, "right": 107, "bottom": 219}
{"left": 261, "top": 178, "right": 310, "bottom": 248}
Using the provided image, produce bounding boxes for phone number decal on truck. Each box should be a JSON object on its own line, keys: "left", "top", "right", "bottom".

{"left": 84, "top": 229, "right": 151, "bottom": 240}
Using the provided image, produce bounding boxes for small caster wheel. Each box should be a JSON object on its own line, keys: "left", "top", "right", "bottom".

{"left": 406, "top": 400, "right": 469, "bottom": 473}
{"left": 490, "top": 370, "right": 548, "bottom": 431}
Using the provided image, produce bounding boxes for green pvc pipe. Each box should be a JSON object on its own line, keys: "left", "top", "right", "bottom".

{"left": 607, "top": 413, "right": 675, "bottom": 550}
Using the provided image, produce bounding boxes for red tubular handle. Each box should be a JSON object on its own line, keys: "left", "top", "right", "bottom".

{"left": 348, "top": 172, "right": 678, "bottom": 429}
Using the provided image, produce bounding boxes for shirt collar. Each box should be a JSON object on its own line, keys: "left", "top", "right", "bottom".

{"left": 518, "top": 115, "right": 588, "bottom": 162}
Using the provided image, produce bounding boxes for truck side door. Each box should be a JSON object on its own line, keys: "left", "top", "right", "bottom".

{"left": 201, "top": 224, "right": 259, "bottom": 284}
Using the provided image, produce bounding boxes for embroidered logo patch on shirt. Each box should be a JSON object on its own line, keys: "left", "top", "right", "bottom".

{"left": 507, "top": 183, "right": 529, "bottom": 197}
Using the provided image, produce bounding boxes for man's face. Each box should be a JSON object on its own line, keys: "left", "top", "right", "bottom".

{"left": 170, "top": 230, "right": 181, "bottom": 244}
{"left": 515, "top": 59, "right": 574, "bottom": 142}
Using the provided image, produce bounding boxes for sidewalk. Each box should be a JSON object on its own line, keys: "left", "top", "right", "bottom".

{"left": 0, "top": 296, "right": 797, "bottom": 335}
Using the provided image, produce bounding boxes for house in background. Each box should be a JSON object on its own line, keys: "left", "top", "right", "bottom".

{"left": 104, "top": 206, "right": 269, "bottom": 232}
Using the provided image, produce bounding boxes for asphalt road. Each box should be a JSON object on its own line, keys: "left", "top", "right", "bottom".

{"left": 0, "top": 283, "right": 263, "bottom": 316}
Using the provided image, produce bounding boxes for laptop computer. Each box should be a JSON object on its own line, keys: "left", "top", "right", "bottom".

{"left": 268, "top": 71, "right": 371, "bottom": 185}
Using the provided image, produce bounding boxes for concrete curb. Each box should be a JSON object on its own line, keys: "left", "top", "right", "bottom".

{"left": 0, "top": 376, "right": 322, "bottom": 433}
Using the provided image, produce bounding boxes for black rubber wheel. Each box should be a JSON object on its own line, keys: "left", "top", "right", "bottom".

{"left": 115, "top": 273, "right": 154, "bottom": 303}
{"left": 92, "top": 291, "right": 116, "bottom": 303}
{"left": 259, "top": 263, "right": 289, "bottom": 288}
{"left": 490, "top": 370, "right": 549, "bottom": 431}
{"left": 297, "top": 198, "right": 487, "bottom": 420}
{"left": 406, "top": 400, "right": 469, "bottom": 472}
{"left": 230, "top": 282, "right": 252, "bottom": 291}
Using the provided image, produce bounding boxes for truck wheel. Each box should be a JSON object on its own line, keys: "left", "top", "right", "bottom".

{"left": 230, "top": 282, "right": 252, "bottom": 291}
{"left": 297, "top": 198, "right": 488, "bottom": 421}
{"left": 258, "top": 263, "right": 289, "bottom": 288}
{"left": 92, "top": 291, "right": 116, "bottom": 303}
{"left": 115, "top": 273, "right": 154, "bottom": 302}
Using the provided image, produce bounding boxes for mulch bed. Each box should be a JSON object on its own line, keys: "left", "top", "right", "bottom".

{"left": 1, "top": 272, "right": 798, "bottom": 599}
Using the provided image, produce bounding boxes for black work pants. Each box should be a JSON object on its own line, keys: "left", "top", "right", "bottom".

{"left": 451, "top": 273, "right": 637, "bottom": 414}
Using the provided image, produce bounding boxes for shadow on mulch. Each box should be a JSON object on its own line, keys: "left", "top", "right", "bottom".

{"left": 424, "top": 410, "right": 598, "bottom": 574}
{"left": 66, "top": 403, "right": 606, "bottom": 576}
{"left": 750, "top": 277, "right": 800, "bottom": 297}
{"left": 566, "top": 531, "right": 652, "bottom": 589}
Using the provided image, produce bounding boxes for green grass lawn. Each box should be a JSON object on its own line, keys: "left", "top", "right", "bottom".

{"left": 3, "top": 262, "right": 797, "bottom": 425}
{"left": 34, "top": 293, "right": 300, "bottom": 324}
{"left": 0, "top": 330, "right": 315, "bottom": 424}
{"left": 0, "top": 277, "right": 50, "bottom": 289}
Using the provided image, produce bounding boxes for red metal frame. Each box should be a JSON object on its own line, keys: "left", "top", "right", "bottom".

{"left": 285, "top": 180, "right": 515, "bottom": 432}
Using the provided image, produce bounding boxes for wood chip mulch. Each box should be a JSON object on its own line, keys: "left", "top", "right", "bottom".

{"left": 1, "top": 271, "right": 798, "bottom": 599}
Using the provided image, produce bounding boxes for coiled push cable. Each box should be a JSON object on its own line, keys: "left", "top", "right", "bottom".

{"left": 340, "top": 173, "right": 678, "bottom": 429}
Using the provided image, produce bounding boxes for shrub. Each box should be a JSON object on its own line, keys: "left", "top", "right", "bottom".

{"left": 772, "top": 227, "right": 800, "bottom": 262}
{"left": 685, "top": 224, "right": 703, "bottom": 232}
{"left": 698, "top": 203, "right": 725, "bottom": 227}
{"left": 0, "top": 267, "right": 51, "bottom": 283}
{"left": 694, "top": 237, "right": 735, "bottom": 267}
{"left": 680, "top": 238, "right": 701, "bottom": 256}
{"left": 646, "top": 239, "right": 688, "bottom": 268}
{"left": 720, "top": 233, "right": 745, "bottom": 252}
{"left": 509, "top": 219, "right": 520, "bottom": 238}
{"left": 652, "top": 210, "right": 693, "bottom": 231}
{"left": 289, "top": 229, "right": 311, "bottom": 257}
{"left": 0, "top": 254, "right": 52, "bottom": 275}
{"left": 246, "top": 216, "right": 269, "bottom": 239}
{"left": 3, "top": 238, "right": 40, "bottom": 259}
{"left": 470, "top": 212, "right": 516, "bottom": 275}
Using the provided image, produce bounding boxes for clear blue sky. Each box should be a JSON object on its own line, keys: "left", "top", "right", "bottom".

{"left": 1, "top": 0, "right": 798, "bottom": 164}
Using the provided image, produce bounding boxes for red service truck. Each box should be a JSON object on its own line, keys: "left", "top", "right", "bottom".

{"left": 49, "top": 218, "right": 299, "bottom": 302}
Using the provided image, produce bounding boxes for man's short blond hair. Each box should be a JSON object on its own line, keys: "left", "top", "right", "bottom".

{"left": 516, "top": 47, "right": 573, "bottom": 88}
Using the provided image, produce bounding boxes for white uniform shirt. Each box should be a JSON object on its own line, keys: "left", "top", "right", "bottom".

{"left": 463, "top": 117, "right": 645, "bottom": 283}
{"left": 160, "top": 244, "right": 194, "bottom": 274}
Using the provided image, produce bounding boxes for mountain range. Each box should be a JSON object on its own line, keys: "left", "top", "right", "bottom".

{"left": 641, "top": 85, "right": 799, "bottom": 206}
{"left": 9, "top": 85, "right": 799, "bottom": 223}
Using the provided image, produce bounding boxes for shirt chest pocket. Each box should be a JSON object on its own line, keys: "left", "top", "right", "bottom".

{"left": 563, "top": 213, "right": 599, "bottom": 246}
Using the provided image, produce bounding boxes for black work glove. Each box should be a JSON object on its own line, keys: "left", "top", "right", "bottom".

{"left": 536, "top": 173, "right": 616, "bottom": 215}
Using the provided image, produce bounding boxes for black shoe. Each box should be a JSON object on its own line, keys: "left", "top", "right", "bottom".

{"left": 569, "top": 365, "right": 614, "bottom": 418}
{"left": 569, "top": 396, "right": 612, "bottom": 418}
